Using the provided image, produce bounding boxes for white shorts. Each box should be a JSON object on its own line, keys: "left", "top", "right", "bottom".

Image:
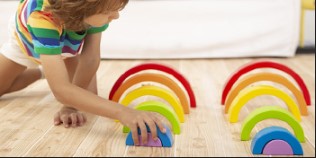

{"left": 0, "top": 15, "right": 80, "bottom": 69}
{"left": 0, "top": 15, "right": 39, "bottom": 69}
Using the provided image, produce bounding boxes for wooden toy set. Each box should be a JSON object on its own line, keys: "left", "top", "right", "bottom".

{"left": 108, "top": 60, "right": 311, "bottom": 155}
{"left": 108, "top": 63, "right": 197, "bottom": 147}
{"left": 221, "top": 60, "right": 311, "bottom": 155}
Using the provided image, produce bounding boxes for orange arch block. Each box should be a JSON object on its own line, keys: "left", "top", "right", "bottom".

{"left": 224, "top": 72, "right": 308, "bottom": 116}
{"left": 112, "top": 73, "right": 190, "bottom": 114}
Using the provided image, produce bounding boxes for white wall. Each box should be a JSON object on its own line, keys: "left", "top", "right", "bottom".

{"left": 305, "top": 10, "right": 315, "bottom": 46}
{"left": 0, "top": 1, "right": 18, "bottom": 46}
{"left": 0, "top": 0, "right": 314, "bottom": 59}
{"left": 100, "top": 0, "right": 302, "bottom": 59}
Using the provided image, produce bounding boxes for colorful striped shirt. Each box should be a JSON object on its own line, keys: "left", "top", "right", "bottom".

{"left": 15, "top": 0, "right": 109, "bottom": 64}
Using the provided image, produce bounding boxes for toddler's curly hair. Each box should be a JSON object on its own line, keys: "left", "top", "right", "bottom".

{"left": 46, "top": 0, "right": 129, "bottom": 31}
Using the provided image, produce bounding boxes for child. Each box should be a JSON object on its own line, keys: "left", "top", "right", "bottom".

{"left": 0, "top": 0, "right": 166, "bottom": 146}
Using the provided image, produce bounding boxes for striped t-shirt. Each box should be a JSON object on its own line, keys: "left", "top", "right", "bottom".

{"left": 15, "top": 0, "right": 109, "bottom": 64}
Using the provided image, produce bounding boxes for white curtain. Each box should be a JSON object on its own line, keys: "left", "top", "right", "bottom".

{"left": 101, "top": 0, "right": 301, "bottom": 59}
{"left": 0, "top": 0, "right": 307, "bottom": 58}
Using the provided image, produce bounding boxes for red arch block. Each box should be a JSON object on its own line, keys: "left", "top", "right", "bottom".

{"left": 109, "top": 63, "right": 197, "bottom": 108}
{"left": 221, "top": 60, "right": 311, "bottom": 106}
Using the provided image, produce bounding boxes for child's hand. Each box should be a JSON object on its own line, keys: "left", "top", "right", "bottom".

{"left": 54, "top": 106, "right": 87, "bottom": 128}
{"left": 119, "top": 109, "right": 167, "bottom": 145}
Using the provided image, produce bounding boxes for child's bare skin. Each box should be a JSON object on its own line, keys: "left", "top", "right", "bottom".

{"left": 0, "top": 0, "right": 166, "bottom": 145}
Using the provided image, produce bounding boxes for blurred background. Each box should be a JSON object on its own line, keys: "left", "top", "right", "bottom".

{"left": 0, "top": 0, "right": 315, "bottom": 59}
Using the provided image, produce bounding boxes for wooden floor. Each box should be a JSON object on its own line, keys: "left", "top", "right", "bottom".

{"left": 0, "top": 54, "right": 315, "bottom": 157}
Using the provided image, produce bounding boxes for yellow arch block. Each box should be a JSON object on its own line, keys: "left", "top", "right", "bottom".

{"left": 120, "top": 85, "right": 185, "bottom": 123}
{"left": 112, "top": 73, "right": 190, "bottom": 114}
{"left": 225, "top": 72, "right": 308, "bottom": 115}
{"left": 228, "top": 85, "right": 302, "bottom": 123}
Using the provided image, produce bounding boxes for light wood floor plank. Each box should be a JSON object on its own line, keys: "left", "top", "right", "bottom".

{"left": 0, "top": 55, "right": 314, "bottom": 157}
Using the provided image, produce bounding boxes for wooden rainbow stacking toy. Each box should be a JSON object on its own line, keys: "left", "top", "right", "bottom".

{"left": 109, "top": 63, "right": 196, "bottom": 147}
{"left": 221, "top": 60, "right": 311, "bottom": 156}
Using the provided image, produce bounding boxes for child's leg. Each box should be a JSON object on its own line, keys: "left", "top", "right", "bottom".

{"left": 0, "top": 54, "right": 26, "bottom": 96}
{"left": 0, "top": 14, "right": 42, "bottom": 96}
{"left": 0, "top": 54, "right": 43, "bottom": 96}
{"left": 5, "top": 68, "right": 42, "bottom": 94}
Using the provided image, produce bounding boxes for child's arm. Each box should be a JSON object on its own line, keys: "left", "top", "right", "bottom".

{"left": 53, "top": 33, "right": 102, "bottom": 127}
{"left": 28, "top": 11, "right": 164, "bottom": 144}
{"left": 71, "top": 33, "right": 102, "bottom": 91}
{"left": 40, "top": 54, "right": 166, "bottom": 145}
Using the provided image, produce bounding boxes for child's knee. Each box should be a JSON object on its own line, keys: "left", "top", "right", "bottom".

{"left": 0, "top": 82, "right": 10, "bottom": 97}
{"left": 0, "top": 89, "right": 5, "bottom": 97}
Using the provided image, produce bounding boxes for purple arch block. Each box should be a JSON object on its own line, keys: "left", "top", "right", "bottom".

{"left": 137, "top": 133, "right": 162, "bottom": 147}
{"left": 262, "top": 140, "right": 294, "bottom": 155}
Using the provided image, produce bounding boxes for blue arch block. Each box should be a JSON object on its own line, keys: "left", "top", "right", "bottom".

{"left": 251, "top": 126, "right": 303, "bottom": 155}
{"left": 126, "top": 124, "right": 173, "bottom": 147}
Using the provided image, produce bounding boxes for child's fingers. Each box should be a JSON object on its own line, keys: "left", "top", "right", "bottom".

{"left": 152, "top": 114, "right": 166, "bottom": 133}
{"left": 61, "top": 114, "right": 70, "bottom": 128}
{"left": 82, "top": 113, "right": 87, "bottom": 123}
{"left": 145, "top": 118, "right": 158, "bottom": 141}
{"left": 54, "top": 112, "right": 62, "bottom": 125}
{"left": 77, "top": 114, "right": 84, "bottom": 126}
{"left": 70, "top": 113, "right": 77, "bottom": 127}
{"left": 138, "top": 121, "right": 148, "bottom": 145}
{"left": 131, "top": 126, "right": 139, "bottom": 146}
